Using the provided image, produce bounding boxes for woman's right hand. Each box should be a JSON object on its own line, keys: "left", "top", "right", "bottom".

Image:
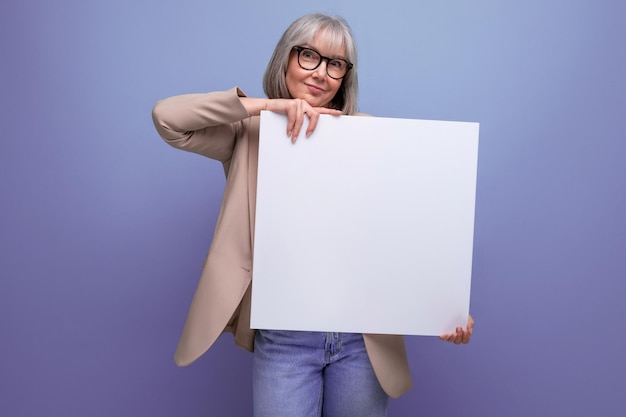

{"left": 241, "top": 97, "right": 342, "bottom": 142}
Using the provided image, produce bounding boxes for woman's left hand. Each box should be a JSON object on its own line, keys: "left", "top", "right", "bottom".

{"left": 439, "top": 315, "right": 474, "bottom": 344}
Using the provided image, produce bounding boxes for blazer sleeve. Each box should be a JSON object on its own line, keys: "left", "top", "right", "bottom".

{"left": 151, "top": 87, "right": 250, "bottom": 163}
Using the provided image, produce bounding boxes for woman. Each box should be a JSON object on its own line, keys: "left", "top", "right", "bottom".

{"left": 152, "top": 13, "right": 473, "bottom": 417}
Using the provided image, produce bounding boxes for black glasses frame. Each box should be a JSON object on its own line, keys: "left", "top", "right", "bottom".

{"left": 292, "top": 46, "right": 353, "bottom": 80}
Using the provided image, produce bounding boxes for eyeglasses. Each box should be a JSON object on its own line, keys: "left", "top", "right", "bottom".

{"left": 292, "top": 46, "right": 353, "bottom": 80}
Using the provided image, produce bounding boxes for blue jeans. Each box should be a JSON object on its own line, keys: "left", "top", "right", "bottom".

{"left": 253, "top": 330, "right": 388, "bottom": 417}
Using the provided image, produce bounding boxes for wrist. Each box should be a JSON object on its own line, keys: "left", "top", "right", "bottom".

{"left": 240, "top": 97, "right": 267, "bottom": 116}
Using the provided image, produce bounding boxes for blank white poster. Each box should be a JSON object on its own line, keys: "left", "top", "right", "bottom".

{"left": 251, "top": 111, "right": 479, "bottom": 336}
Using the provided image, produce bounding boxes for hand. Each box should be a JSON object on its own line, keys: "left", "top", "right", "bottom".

{"left": 265, "top": 98, "right": 342, "bottom": 142}
{"left": 439, "top": 315, "right": 474, "bottom": 345}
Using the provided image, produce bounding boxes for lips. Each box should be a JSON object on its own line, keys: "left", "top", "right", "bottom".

{"left": 305, "top": 83, "right": 325, "bottom": 94}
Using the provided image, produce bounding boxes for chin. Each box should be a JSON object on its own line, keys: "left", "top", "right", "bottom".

{"left": 308, "top": 96, "right": 331, "bottom": 108}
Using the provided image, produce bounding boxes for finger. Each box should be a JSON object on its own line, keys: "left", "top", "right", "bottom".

{"left": 316, "top": 107, "right": 343, "bottom": 116}
{"left": 291, "top": 101, "right": 305, "bottom": 142}
{"left": 454, "top": 326, "right": 463, "bottom": 344}
{"left": 286, "top": 103, "right": 297, "bottom": 138}
{"left": 306, "top": 111, "right": 320, "bottom": 136}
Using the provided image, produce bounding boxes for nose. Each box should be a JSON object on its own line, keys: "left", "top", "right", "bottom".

{"left": 312, "top": 60, "right": 328, "bottom": 79}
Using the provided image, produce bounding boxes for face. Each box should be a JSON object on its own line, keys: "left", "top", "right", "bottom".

{"left": 285, "top": 32, "right": 346, "bottom": 108}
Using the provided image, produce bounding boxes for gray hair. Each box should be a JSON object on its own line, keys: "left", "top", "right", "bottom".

{"left": 263, "top": 13, "right": 358, "bottom": 115}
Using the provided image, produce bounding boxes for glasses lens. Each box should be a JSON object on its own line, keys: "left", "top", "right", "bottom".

{"left": 298, "top": 48, "right": 320, "bottom": 70}
{"left": 326, "top": 60, "right": 348, "bottom": 79}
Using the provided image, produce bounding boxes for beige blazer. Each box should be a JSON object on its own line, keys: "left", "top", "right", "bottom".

{"left": 152, "top": 87, "right": 413, "bottom": 398}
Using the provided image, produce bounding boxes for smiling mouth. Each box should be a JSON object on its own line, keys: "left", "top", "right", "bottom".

{"left": 305, "top": 84, "right": 326, "bottom": 95}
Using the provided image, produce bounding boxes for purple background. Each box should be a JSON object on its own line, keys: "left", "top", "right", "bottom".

{"left": 1, "top": 1, "right": 625, "bottom": 416}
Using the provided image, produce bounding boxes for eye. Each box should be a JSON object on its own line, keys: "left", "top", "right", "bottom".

{"left": 329, "top": 60, "right": 345, "bottom": 69}
{"left": 301, "top": 50, "right": 317, "bottom": 60}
